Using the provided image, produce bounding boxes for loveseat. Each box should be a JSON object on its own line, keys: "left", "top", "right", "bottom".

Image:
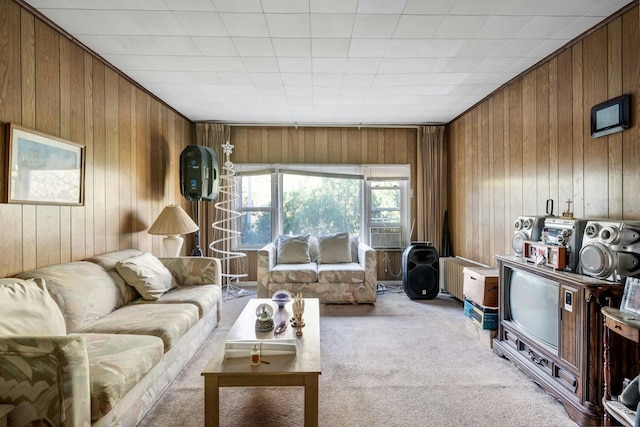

{"left": 0, "top": 249, "right": 221, "bottom": 427}
{"left": 257, "top": 232, "right": 377, "bottom": 303}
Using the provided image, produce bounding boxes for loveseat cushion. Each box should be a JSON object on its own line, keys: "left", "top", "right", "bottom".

{"left": 77, "top": 303, "right": 199, "bottom": 352}
{"left": 317, "top": 232, "right": 352, "bottom": 264}
{"left": 79, "top": 333, "right": 164, "bottom": 421}
{"left": 317, "top": 262, "right": 365, "bottom": 283}
{"left": 131, "top": 285, "right": 221, "bottom": 317}
{"left": 17, "top": 261, "right": 126, "bottom": 333}
{"left": 116, "top": 252, "right": 178, "bottom": 300}
{"left": 270, "top": 263, "right": 318, "bottom": 283}
{"left": 0, "top": 278, "right": 66, "bottom": 336}
{"left": 276, "top": 234, "right": 311, "bottom": 264}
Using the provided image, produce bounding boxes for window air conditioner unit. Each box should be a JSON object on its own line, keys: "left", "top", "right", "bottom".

{"left": 369, "top": 227, "right": 402, "bottom": 249}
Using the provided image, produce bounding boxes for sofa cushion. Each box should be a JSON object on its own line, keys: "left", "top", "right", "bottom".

{"left": 86, "top": 249, "right": 143, "bottom": 305}
{"left": 317, "top": 262, "right": 365, "bottom": 283}
{"left": 79, "top": 333, "right": 164, "bottom": 421}
{"left": 77, "top": 303, "right": 199, "bottom": 352}
{"left": 17, "top": 261, "right": 126, "bottom": 333}
{"left": 132, "top": 285, "right": 221, "bottom": 317}
{"left": 318, "top": 232, "right": 352, "bottom": 264}
{"left": 116, "top": 252, "right": 177, "bottom": 300}
{"left": 270, "top": 263, "right": 318, "bottom": 283}
{"left": 0, "top": 278, "right": 66, "bottom": 336}
{"left": 276, "top": 234, "right": 311, "bottom": 264}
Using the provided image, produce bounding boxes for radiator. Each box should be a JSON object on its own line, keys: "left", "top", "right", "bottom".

{"left": 439, "top": 257, "right": 483, "bottom": 301}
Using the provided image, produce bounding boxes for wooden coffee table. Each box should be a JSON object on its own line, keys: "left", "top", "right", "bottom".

{"left": 201, "top": 298, "right": 321, "bottom": 427}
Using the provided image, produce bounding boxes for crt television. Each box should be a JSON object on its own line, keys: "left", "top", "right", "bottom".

{"left": 502, "top": 265, "right": 560, "bottom": 352}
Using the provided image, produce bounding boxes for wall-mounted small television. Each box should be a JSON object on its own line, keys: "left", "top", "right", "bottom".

{"left": 590, "top": 94, "right": 631, "bottom": 138}
{"left": 503, "top": 265, "right": 559, "bottom": 353}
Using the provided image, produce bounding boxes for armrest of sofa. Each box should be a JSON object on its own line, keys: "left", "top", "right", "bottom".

{"left": 357, "top": 242, "right": 377, "bottom": 290}
{"left": 257, "top": 242, "right": 277, "bottom": 298}
{"left": 0, "top": 335, "right": 91, "bottom": 427}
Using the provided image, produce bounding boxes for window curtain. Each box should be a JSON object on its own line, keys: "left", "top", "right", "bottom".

{"left": 194, "top": 123, "right": 231, "bottom": 258}
{"left": 416, "top": 125, "right": 448, "bottom": 256}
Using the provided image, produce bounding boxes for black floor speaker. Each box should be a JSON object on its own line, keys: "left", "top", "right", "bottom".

{"left": 402, "top": 242, "right": 439, "bottom": 300}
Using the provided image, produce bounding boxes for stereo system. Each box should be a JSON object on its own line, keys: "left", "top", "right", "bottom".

{"left": 513, "top": 214, "right": 640, "bottom": 282}
{"left": 512, "top": 216, "right": 545, "bottom": 257}
{"left": 541, "top": 217, "right": 586, "bottom": 273}
{"left": 579, "top": 220, "right": 640, "bottom": 282}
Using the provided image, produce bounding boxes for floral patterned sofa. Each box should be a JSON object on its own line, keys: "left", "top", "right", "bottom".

{"left": 0, "top": 249, "right": 221, "bottom": 427}
{"left": 257, "top": 232, "right": 377, "bottom": 303}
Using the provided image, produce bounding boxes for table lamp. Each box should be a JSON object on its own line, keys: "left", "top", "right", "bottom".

{"left": 148, "top": 204, "right": 199, "bottom": 256}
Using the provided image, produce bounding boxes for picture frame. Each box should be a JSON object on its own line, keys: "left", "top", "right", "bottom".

{"left": 620, "top": 277, "right": 640, "bottom": 316}
{"left": 6, "top": 124, "right": 85, "bottom": 205}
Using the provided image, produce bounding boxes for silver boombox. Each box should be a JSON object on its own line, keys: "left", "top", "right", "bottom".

{"left": 541, "top": 217, "right": 587, "bottom": 272}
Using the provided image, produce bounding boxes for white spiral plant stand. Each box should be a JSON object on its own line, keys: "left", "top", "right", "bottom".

{"left": 209, "top": 141, "right": 249, "bottom": 300}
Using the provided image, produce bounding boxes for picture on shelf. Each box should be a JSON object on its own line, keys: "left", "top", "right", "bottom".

{"left": 620, "top": 277, "right": 640, "bottom": 316}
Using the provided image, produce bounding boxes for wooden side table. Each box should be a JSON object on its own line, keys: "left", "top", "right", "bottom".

{"left": 0, "top": 405, "right": 14, "bottom": 427}
{"left": 602, "top": 306, "right": 640, "bottom": 427}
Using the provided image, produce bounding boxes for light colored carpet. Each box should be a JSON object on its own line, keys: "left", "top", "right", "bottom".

{"left": 138, "top": 287, "right": 577, "bottom": 427}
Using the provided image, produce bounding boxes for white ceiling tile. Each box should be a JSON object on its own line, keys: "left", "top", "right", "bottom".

{"left": 282, "top": 73, "right": 313, "bottom": 86}
{"left": 586, "top": 1, "right": 634, "bottom": 17}
{"left": 192, "top": 37, "right": 238, "bottom": 56}
{"left": 474, "top": 16, "right": 534, "bottom": 39}
{"left": 433, "top": 16, "right": 490, "bottom": 38}
{"left": 311, "top": 39, "right": 351, "bottom": 57}
{"left": 312, "top": 58, "right": 347, "bottom": 73}
{"left": 403, "top": 0, "right": 456, "bottom": 15}
{"left": 251, "top": 73, "right": 283, "bottom": 85}
{"left": 172, "top": 12, "right": 227, "bottom": 36}
{"left": 345, "top": 58, "right": 381, "bottom": 73}
{"left": 266, "top": 14, "right": 311, "bottom": 37}
{"left": 449, "top": 0, "right": 507, "bottom": 15}
{"left": 515, "top": 17, "right": 579, "bottom": 39}
{"left": 353, "top": 15, "right": 400, "bottom": 38}
{"left": 212, "top": 0, "right": 262, "bottom": 13}
{"left": 310, "top": 0, "right": 358, "bottom": 13}
{"left": 475, "top": 57, "right": 523, "bottom": 73}
{"left": 272, "top": 38, "right": 312, "bottom": 57}
{"left": 242, "top": 56, "right": 280, "bottom": 72}
{"left": 495, "top": 39, "right": 550, "bottom": 58}
{"left": 220, "top": 13, "right": 270, "bottom": 37}
{"left": 130, "top": 11, "right": 187, "bottom": 36}
{"left": 385, "top": 39, "right": 466, "bottom": 58}
{"left": 393, "top": 15, "right": 445, "bottom": 38}
{"left": 377, "top": 58, "right": 439, "bottom": 73}
{"left": 495, "top": 0, "right": 553, "bottom": 15}
{"left": 261, "top": 0, "right": 310, "bottom": 13}
{"left": 164, "top": 0, "right": 216, "bottom": 11}
{"left": 206, "top": 56, "right": 246, "bottom": 72}
{"left": 232, "top": 38, "right": 275, "bottom": 56}
{"left": 313, "top": 74, "right": 344, "bottom": 86}
{"left": 217, "top": 72, "right": 254, "bottom": 84}
{"left": 455, "top": 39, "right": 506, "bottom": 58}
{"left": 278, "top": 58, "right": 313, "bottom": 73}
{"left": 357, "top": 0, "right": 407, "bottom": 14}
{"left": 348, "top": 39, "right": 389, "bottom": 58}
{"left": 310, "top": 14, "right": 356, "bottom": 38}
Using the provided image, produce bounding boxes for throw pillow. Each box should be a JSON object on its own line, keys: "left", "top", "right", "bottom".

{"left": 317, "top": 232, "right": 352, "bottom": 264}
{"left": 276, "top": 234, "right": 311, "bottom": 264}
{"left": 0, "top": 277, "right": 67, "bottom": 336}
{"left": 116, "top": 252, "right": 178, "bottom": 300}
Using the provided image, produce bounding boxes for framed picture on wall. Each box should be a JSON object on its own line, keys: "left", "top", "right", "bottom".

{"left": 6, "top": 124, "right": 85, "bottom": 205}
{"left": 620, "top": 277, "right": 640, "bottom": 316}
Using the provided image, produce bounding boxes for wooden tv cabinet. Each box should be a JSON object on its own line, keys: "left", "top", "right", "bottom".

{"left": 493, "top": 255, "right": 624, "bottom": 426}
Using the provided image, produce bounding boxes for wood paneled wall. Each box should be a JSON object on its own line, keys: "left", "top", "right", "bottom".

{"left": 0, "top": 0, "right": 195, "bottom": 277}
{"left": 229, "top": 126, "right": 418, "bottom": 281}
{"left": 447, "top": 4, "right": 640, "bottom": 267}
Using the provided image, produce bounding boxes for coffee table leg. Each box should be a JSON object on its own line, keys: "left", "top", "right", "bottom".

{"left": 304, "top": 374, "right": 319, "bottom": 427}
{"left": 204, "top": 376, "right": 220, "bottom": 427}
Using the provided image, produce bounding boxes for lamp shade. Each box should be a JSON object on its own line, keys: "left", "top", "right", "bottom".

{"left": 148, "top": 205, "right": 199, "bottom": 236}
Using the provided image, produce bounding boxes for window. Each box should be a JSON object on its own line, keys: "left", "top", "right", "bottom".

{"left": 236, "top": 164, "right": 410, "bottom": 249}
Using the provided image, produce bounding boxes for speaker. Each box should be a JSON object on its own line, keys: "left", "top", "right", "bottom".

{"left": 180, "top": 145, "right": 219, "bottom": 201}
{"left": 402, "top": 242, "right": 439, "bottom": 300}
